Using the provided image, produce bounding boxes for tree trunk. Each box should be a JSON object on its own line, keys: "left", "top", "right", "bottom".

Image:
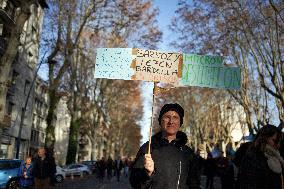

{"left": 90, "top": 137, "right": 96, "bottom": 161}
{"left": 66, "top": 118, "right": 81, "bottom": 164}
{"left": 45, "top": 89, "right": 60, "bottom": 149}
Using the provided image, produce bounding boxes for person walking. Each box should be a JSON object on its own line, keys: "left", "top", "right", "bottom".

{"left": 114, "top": 156, "right": 123, "bottom": 182}
{"left": 33, "top": 147, "right": 52, "bottom": 189}
{"left": 130, "top": 103, "right": 200, "bottom": 189}
{"left": 18, "top": 156, "right": 34, "bottom": 189}
{"left": 106, "top": 156, "right": 114, "bottom": 181}
{"left": 46, "top": 149, "right": 56, "bottom": 187}
{"left": 124, "top": 157, "right": 130, "bottom": 177}
{"left": 204, "top": 153, "right": 216, "bottom": 189}
{"left": 239, "top": 124, "right": 284, "bottom": 189}
{"left": 97, "top": 157, "right": 106, "bottom": 182}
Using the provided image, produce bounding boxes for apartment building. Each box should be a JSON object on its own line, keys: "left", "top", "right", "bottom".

{"left": 0, "top": 0, "right": 47, "bottom": 159}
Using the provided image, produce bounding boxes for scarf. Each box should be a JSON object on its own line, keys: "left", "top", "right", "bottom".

{"left": 264, "top": 144, "right": 284, "bottom": 174}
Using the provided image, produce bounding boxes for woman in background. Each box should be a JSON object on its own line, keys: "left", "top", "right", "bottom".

{"left": 239, "top": 124, "right": 283, "bottom": 189}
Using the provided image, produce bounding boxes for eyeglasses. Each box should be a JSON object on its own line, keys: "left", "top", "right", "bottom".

{"left": 162, "top": 115, "right": 180, "bottom": 123}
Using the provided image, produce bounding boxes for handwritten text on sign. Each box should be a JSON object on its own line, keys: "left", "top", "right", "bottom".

{"left": 183, "top": 54, "right": 223, "bottom": 66}
{"left": 94, "top": 48, "right": 134, "bottom": 80}
{"left": 134, "top": 49, "right": 182, "bottom": 84}
{"left": 182, "top": 64, "right": 241, "bottom": 89}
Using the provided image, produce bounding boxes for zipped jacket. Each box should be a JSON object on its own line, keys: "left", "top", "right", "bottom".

{"left": 17, "top": 161, "right": 34, "bottom": 187}
{"left": 33, "top": 157, "right": 52, "bottom": 179}
{"left": 130, "top": 131, "right": 200, "bottom": 189}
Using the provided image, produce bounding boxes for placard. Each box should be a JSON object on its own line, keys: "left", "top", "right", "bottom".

{"left": 132, "top": 49, "right": 182, "bottom": 84}
{"left": 181, "top": 64, "right": 241, "bottom": 89}
{"left": 94, "top": 48, "right": 134, "bottom": 80}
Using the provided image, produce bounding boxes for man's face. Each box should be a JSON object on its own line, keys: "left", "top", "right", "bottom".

{"left": 38, "top": 148, "right": 45, "bottom": 158}
{"left": 160, "top": 111, "right": 181, "bottom": 137}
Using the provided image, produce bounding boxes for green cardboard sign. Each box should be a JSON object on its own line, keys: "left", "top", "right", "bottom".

{"left": 181, "top": 64, "right": 241, "bottom": 89}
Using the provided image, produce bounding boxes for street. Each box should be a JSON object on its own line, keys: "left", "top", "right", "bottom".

{"left": 55, "top": 175, "right": 132, "bottom": 189}
{"left": 54, "top": 174, "right": 221, "bottom": 189}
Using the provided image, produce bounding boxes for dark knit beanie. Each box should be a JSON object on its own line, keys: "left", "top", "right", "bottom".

{"left": 158, "top": 103, "right": 184, "bottom": 126}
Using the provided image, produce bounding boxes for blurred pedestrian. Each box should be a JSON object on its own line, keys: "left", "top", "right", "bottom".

{"left": 33, "top": 147, "right": 52, "bottom": 189}
{"left": 97, "top": 157, "right": 106, "bottom": 182}
{"left": 124, "top": 157, "right": 130, "bottom": 177}
{"left": 233, "top": 141, "right": 252, "bottom": 189}
{"left": 114, "top": 156, "right": 123, "bottom": 182}
{"left": 106, "top": 156, "right": 114, "bottom": 181}
{"left": 18, "top": 156, "right": 34, "bottom": 189}
{"left": 216, "top": 151, "right": 229, "bottom": 189}
{"left": 239, "top": 124, "right": 284, "bottom": 189}
{"left": 204, "top": 153, "right": 216, "bottom": 189}
{"left": 46, "top": 149, "right": 56, "bottom": 187}
{"left": 130, "top": 103, "right": 200, "bottom": 189}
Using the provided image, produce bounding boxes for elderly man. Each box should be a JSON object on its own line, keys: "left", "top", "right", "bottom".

{"left": 130, "top": 103, "right": 200, "bottom": 189}
{"left": 33, "top": 147, "right": 54, "bottom": 189}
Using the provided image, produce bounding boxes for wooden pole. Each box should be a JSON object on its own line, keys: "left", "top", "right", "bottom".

{"left": 148, "top": 82, "right": 157, "bottom": 154}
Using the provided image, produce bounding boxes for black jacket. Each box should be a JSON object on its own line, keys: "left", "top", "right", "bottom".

{"left": 239, "top": 147, "right": 282, "bottom": 189}
{"left": 33, "top": 157, "right": 53, "bottom": 179}
{"left": 129, "top": 131, "right": 200, "bottom": 189}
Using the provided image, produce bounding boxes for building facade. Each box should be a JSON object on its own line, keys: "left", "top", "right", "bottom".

{"left": 0, "top": 0, "right": 47, "bottom": 159}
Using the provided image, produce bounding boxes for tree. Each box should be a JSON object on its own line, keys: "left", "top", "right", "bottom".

{"left": 106, "top": 80, "right": 143, "bottom": 157}
{"left": 40, "top": 0, "right": 107, "bottom": 149}
{"left": 170, "top": 0, "right": 283, "bottom": 135}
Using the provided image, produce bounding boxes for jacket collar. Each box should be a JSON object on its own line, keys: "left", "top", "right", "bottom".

{"left": 152, "top": 131, "right": 188, "bottom": 147}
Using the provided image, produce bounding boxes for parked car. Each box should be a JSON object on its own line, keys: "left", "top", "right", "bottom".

{"left": 55, "top": 165, "right": 66, "bottom": 183}
{"left": 81, "top": 160, "right": 97, "bottom": 174}
{"left": 0, "top": 159, "right": 21, "bottom": 189}
{"left": 63, "top": 164, "right": 91, "bottom": 177}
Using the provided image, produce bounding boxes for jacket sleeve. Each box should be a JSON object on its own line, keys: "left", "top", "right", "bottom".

{"left": 187, "top": 153, "right": 201, "bottom": 189}
{"left": 129, "top": 143, "right": 154, "bottom": 189}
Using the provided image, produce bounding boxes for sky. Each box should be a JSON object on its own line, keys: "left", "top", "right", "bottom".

{"left": 140, "top": 0, "right": 179, "bottom": 144}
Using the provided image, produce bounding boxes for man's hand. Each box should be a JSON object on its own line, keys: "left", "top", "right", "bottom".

{"left": 144, "top": 154, "right": 154, "bottom": 176}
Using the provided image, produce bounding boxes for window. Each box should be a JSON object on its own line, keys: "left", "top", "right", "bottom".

{"left": 6, "top": 101, "right": 14, "bottom": 116}
{"left": 10, "top": 70, "right": 19, "bottom": 90}
{"left": 0, "top": 161, "right": 10, "bottom": 170}
{"left": 24, "top": 80, "right": 31, "bottom": 95}
{"left": 31, "top": 129, "right": 39, "bottom": 144}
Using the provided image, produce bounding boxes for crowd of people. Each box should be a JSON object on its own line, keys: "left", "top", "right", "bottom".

{"left": 95, "top": 156, "right": 133, "bottom": 182}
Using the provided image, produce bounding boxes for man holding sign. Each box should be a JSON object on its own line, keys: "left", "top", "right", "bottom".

{"left": 130, "top": 103, "right": 200, "bottom": 189}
